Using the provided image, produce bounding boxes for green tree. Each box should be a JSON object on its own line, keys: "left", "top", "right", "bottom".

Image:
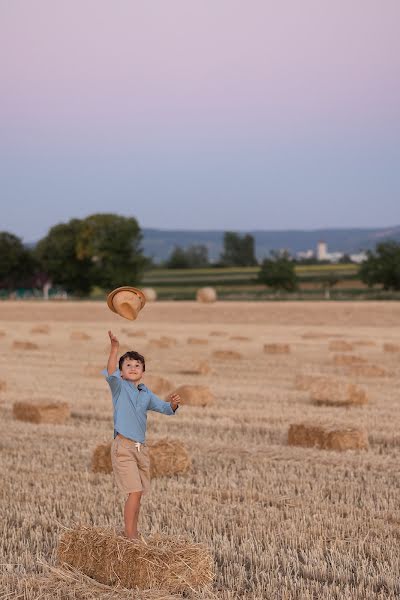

{"left": 166, "top": 246, "right": 190, "bottom": 269}
{"left": 35, "top": 219, "right": 93, "bottom": 295}
{"left": 258, "top": 250, "right": 298, "bottom": 293}
{"left": 220, "top": 232, "right": 257, "bottom": 267}
{"left": 77, "top": 213, "right": 146, "bottom": 290}
{"left": 0, "top": 232, "right": 38, "bottom": 289}
{"left": 359, "top": 241, "right": 400, "bottom": 290}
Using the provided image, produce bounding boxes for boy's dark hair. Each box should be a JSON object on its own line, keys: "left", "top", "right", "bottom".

{"left": 119, "top": 351, "right": 146, "bottom": 372}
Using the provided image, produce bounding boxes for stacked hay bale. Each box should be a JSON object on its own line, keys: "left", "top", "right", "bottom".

{"left": 264, "top": 343, "right": 290, "bottom": 354}
{"left": 12, "top": 341, "right": 39, "bottom": 350}
{"left": 212, "top": 350, "right": 242, "bottom": 360}
{"left": 13, "top": 401, "right": 70, "bottom": 424}
{"left": 170, "top": 385, "right": 215, "bottom": 407}
{"left": 196, "top": 287, "right": 217, "bottom": 303}
{"left": 143, "top": 375, "right": 174, "bottom": 396}
{"left": 70, "top": 331, "right": 91, "bottom": 341}
{"left": 288, "top": 422, "right": 368, "bottom": 451}
{"left": 310, "top": 379, "right": 368, "bottom": 407}
{"left": 57, "top": 526, "right": 214, "bottom": 593}
{"left": 91, "top": 438, "right": 191, "bottom": 478}
{"left": 187, "top": 337, "right": 208, "bottom": 345}
{"left": 328, "top": 340, "right": 354, "bottom": 351}
{"left": 383, "top": 342, "right": 400, "bottom": 353}
{"left": 142, "top": 288, "right": 157, "bottom": 302}
{"left": 333, "top": 354, "right": 367, "bottom": 366}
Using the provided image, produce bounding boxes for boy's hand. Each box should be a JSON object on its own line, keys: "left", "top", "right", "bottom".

{"left": 169, "top": 393, "right": 181, "bottom": 411}
{"left": 108, "top": 330, "right": 119, "bottom": 349}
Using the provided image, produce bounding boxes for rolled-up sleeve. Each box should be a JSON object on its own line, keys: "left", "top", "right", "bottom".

{"left": 102, "top": 368, "right": 122, "bottom": 397}
{"left": 148, "top": 391, "right": 175, "bottom": 415}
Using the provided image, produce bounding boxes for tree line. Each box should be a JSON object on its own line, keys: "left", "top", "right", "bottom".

{"left": 1, "top": 214, "right": 400, "bottom": 295}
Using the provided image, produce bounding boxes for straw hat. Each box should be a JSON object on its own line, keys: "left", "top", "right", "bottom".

{"left": 106, "top": 286, "right": 146, "bottom": 320}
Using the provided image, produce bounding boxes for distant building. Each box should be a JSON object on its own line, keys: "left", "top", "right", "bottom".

{"left": 349, "top": 252, "right": 367, "bottom": 264}
{"left": 296, "top": 249, "right": 314, "bottom": 260}
{"left": 316, "top": 241, "right": 328, "bottom": 261}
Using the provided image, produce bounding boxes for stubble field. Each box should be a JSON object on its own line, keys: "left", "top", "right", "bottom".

{"left": 1, "top": 300, "right": 400, "bottom": 600}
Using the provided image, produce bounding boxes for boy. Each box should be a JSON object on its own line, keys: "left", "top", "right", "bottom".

{"left": 103, "top": 330, "right": 180, "bottom": 540}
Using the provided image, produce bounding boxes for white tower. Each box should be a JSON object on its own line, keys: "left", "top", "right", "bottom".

{"left": 317, "top": 241, "right": 328, "bottom": 261}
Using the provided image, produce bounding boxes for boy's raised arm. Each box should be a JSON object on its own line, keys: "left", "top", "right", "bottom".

{"left": 107, "top": 330, "right": 119, "bottom": 375}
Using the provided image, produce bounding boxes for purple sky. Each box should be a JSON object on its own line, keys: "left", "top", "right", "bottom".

{"left": 1, "top": 1, "right": 399, "bottom": 242}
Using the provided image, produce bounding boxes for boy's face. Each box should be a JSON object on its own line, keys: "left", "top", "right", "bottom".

{"left": 120, "top": 358, "right": 144, "bottom": 384}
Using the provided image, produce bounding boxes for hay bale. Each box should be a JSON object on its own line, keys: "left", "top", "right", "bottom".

{"left": 383, "top": 342, "right": 400, "bottom": 353}
{"left": 170, "top": 385, "right": 215, "bottom": 407}
{"left": 57, "top": 525, "right": 214, "bottom": 592}
{"left": 148, "top": 336, "right": 177, "bottom": 348}
{"left": 230, "top": 335, "right": 251, "bottom": 341}
{"left": 212, "top": 350, "right": 242, "bottom": 360}
{"left": 91, "top": 443, "right": 112, "bottom": 473}
{"left": 12, "top": 340, "right": 39, "bottom": 350}
{"left": 148, "top": 439, "right": 191, "bottom": 477}
{"left": 264, "top": 343, "right": 290, "bottom": 354}
{"left": 143, "top": 374, "right": 174, "bottom": 396}
{"left": 310, "top": 379, "right": 368, "bottom": 407}
{"left": 288, "top": 422, "right": 368, "bottom": 451}
{"left": 294, "top": 374, "right": 330, "bottom": 391}
{"left": 352, "top": 339, "right": 376, "bottom": 347}
{"left": 333, "top": 354, "right": 367, "bottom": 366}
{"left": 209, "top": 331, "right": 227, "bottom": 336}
{"left": 345, "top": 364, "right": 389, "bottom": 378}
{"left": 187, "top": 337, "right": 208, "bottom": 345}
{"left": 142, "top": 287, "right": 157, "bottom": 302}
{"left": 70, "top": 331, "right": 91, "bottom": 341}
{"left": 0, "top": 330, "right": 5, "bottom": 337}
{"left": 328, "top": 340, "right": 354, "bottom": 352}
{"left": 0, "top": 380, "right": 6, "bottom": 392}
{"left": 180, "top": 360, "right": 211, "bottom": 375}
{"left": 13, "top": 401, "right": 70, "bottom": 424}
{"left": 91, "top": 438, "right": 191, "bottom": 478}
{"left": 30, "top": 324, "right": 50, "bottom": 334}
{"left": 196, "top": 287, "right": 217, "bottom": 303}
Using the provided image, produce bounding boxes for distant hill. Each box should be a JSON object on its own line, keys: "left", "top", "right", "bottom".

{"left": 142, "top": 226, "right": 400, "bottom": 263}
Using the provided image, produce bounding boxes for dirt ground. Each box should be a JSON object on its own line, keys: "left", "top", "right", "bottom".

{"left": 1, "top": 300, "right": 399, "bottom": 599}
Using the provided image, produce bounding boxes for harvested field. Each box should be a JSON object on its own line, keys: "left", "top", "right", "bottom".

{"left": 1, "top": 300, "right": 400, "bottom": 599}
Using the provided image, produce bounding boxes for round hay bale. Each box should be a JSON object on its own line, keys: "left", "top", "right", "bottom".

{"left": 288, "top": 422, "right": 368, "bottom": 451}
{"left": 310, "top": 379, "right": 368, "bottom": 407}
{"left": 143, "top": 374, "right": 174, "bottom": 396}
{"left": 181, "top": 360, "right": 211, "bottom": 375}
{"left": 383, "top": 342, "right": 400, "bottom": 353}
{"left": 187, "top": 337, "right": 208, "bottom": 345}
{"left": 13, "top": 401, "right": 70, "bottom": 424}
{"left": 142, "top": 287, "right": 157, "bottom": 302}
{"left": 196, "top": 287, "right": 217, "bottom": 303}
{"left": 345, "top": 364, "right": 389, "bottom": 378}
{"left": 12, "top": 340, "right": 39, "bottom": 350}
{"left": 328, "top": 340, "right": 354, "bottom": 352}
{"left": 170, "top": 385, "right": 215, "bottom": 407}
{"left": 91, "top": 443, "right": 112, "bottom": 473}
{"left": 264, "top": 343, "right": 290, "bottom": 354}
{"left": 30, "top": 324, "right": 50, "bottom": 334}
{"left": 148, "top": 438, "right": 191, "bottom": 477}
{"left": 294, "top": 374, "right": 329, "bottom": 391}
{"left": 70, "top": 331, "right": 91, "bottom": 341}
{"left": 57, "top": 525, "right": 214, "bottom": 593}
{"left": 212, "top": 350, "right": 242, "bottom": 360}
{"left": 333, "top": 354, "right": 367, "bottom": 366}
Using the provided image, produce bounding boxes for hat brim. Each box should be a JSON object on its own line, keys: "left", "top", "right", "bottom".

{"left": 106, "top": 286, "right": 147, "bottom": 315}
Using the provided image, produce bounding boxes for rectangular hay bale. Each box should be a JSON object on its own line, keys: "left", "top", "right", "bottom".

{"left": 13, "top": 401, "right": 70, "bottom": 424}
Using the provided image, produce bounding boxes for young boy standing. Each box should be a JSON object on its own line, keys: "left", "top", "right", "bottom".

{"left": 103, "top": 330, "right": 180, "bottom": 540}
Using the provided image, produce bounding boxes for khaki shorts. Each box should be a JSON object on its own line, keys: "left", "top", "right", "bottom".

{"left": 111, "top": 434, "right": 151, "bottom": 496}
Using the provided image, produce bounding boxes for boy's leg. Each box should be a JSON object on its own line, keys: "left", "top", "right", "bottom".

{"left": 124, "top": 491, "right": 142, "bottom": 539}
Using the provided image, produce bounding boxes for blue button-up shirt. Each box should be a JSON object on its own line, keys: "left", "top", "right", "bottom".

{"left": 102, "top": 369, "right": 176, "bottom": 443}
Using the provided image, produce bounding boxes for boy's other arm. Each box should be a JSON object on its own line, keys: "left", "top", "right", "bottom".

{"left": 107, "top": 330, "right": 119, "bottom": 375}
{"left": 148, "top": 391, "right": 181, "bottom": 415}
